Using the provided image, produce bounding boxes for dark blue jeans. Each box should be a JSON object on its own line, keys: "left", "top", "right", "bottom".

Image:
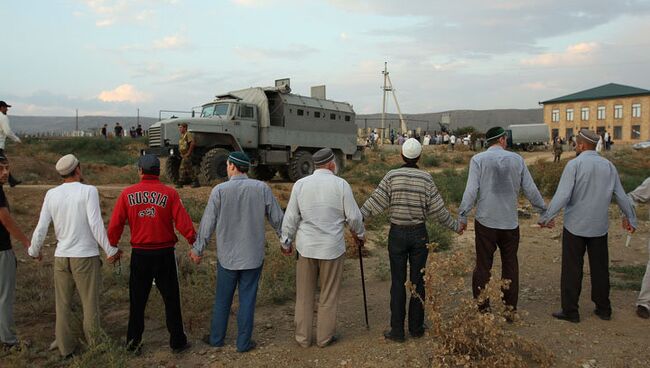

{"left": 388, "top": 223, "right": 429, "bottom": 337}
{"left": 207, "top": 262, "right": 262, "bottom": 352}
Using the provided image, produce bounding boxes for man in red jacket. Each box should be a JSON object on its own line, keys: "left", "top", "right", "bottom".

{"left": 108, "top": 154, "right": 196, "bottom": 354}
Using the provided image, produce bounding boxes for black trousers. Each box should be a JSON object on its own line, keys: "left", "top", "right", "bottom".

{"left": 387, "top": 223, "right": 428, "bottom": 337}
{"left": 472, "top": 220, "right": 520, "bottom": 309}
{"left": 561, "top": 228, "right": 610, "bottom": 318}
{"left": 127, "top": 248, "right": 187, "bottom": 349}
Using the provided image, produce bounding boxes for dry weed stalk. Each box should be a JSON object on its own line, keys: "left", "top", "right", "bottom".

{"left": 418, "top": 243, "right": 554, "bottom": 368}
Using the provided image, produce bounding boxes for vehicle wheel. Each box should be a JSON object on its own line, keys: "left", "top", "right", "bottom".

{"left": 278, "top": 167, "right": 291, "bottom": 181}
{"left": 252, "top": 165, "right": 277, "bottom": 181}
{"left": 526, "top": 144, "right": 535, "bottom": 152}
{"left": 288, "top": 150, "right": 314, "bottom": 182}
{"left": 201, "top": 148, "right": 230, "bottom": 184}
{"left": 164, "top": 155, "right": 181, "bottom": 184}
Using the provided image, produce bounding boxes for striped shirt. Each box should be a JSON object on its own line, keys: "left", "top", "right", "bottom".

{"left": 360, "top": 166, "right": 459, "bottom": 231}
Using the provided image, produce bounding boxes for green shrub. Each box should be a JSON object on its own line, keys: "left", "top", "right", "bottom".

{"left": 433, "top": 169, "right": 469, "bottom": 204}
{"left": 427, "top": 221, "right": 453, "bottom": 252}
{"left": 528, "top": 159, "right": 567, "bottom": 197}
{"left": 422, "top": 154, "right": 441, "bottom": 167}
{"left": 181, "top": 197, "right": 207, "bottom": 223}
{"left": 259, "top": 243, "right": 296, "bottom": 304}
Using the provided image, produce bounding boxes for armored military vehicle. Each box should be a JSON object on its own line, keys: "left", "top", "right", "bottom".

{"left": 506, "top": 124, "right": 550, "bottom": 151}
{"left": 145, "top": 82, "right": 362, "bottom": 183}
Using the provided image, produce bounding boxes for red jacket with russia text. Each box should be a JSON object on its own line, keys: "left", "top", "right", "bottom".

{"left": 108, "top": 175, "right": 196, "bottom": 250}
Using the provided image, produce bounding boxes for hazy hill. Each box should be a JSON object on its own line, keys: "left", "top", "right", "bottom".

{"left": 11, "top": 116, "right": 160, "bottom": 135}
{"left": 357, "top": 108, "right": 543, "bottom": 133}
{"left": 9, "top": 108, "right": 543, "bottom": 135}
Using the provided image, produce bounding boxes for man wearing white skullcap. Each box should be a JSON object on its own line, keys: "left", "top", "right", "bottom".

{"left": 29, "top": 154, "right": 121, "bottom": 358}
{"left": 539, "top": 129, "right": 637, "bottom": 323}
{"left": 361, "top": 138, "right": 461, "bottom": 342}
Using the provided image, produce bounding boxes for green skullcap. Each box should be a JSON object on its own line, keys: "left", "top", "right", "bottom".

{"left": 485, "top": 127, "right": 506, "bottom": 142}
{"left": 228, "top": 151, "right": 251, "bottom": 167}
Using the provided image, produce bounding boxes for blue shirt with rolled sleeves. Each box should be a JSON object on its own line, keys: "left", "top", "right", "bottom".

{"left": 538, "top": 150, "right": 637, "bottom": 237}
{"left": 191, "top": 174, "right": 284, "bottom": 270}
{"left": 458, "top": 145, "right": 547, "bottom": 230}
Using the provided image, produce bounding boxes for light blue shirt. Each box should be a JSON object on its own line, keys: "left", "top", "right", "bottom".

{"left": 192, "top": 174, "right": 284, "bottom": 270}
{"left": 539, "top": 150, "right": 637, "bottom": 237}
{"left": 458, "top": 145, "right": 546, "bottom": 230}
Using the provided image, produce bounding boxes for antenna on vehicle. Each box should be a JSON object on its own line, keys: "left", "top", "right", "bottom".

{"left": 380, "top": 62, "right": 408, "bottom": 145}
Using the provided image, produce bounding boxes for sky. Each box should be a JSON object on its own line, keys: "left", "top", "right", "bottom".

{"left": 2, "top": 0, "right": 650, "bottom": 117}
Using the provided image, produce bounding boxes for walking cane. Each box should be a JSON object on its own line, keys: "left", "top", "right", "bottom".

{"left": 357, "top": 237, "right": 370, "bottom": 329}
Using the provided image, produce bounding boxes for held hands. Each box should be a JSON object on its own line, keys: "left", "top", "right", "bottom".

{"left": 188, "top": 250, "right": 202, "bottom": 265}
{"left": 537, "top": 219, "right": 555, "bottom": 229}
{"left": 622, "top": 217, "right": 635, "bottom": 234}
{"left": 457, "top": 222, "right": 467, "bottom": 235}
{"left": 106, "top": 249, "right": 123, "bottom": 264}
{"left": 280, "top": 243, "right": 293, "bottom": 256}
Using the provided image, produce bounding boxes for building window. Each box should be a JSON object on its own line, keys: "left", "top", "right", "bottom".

{"left": 551, "top": 129, "right": 559, "bottom": 138}
{"left": 581, "top": 107, "right": 589, "bottom": 121}
{"left": 344, "top": 115, "right": 351, "bottom": 122}
{"left": 597, "top": 106, "right": 605, "bottom": 120}
{"left": 330, "top": 113, "right": 336, "bottom": 120}
{"left": 632, "top": 103, "right": 641, "bottom": 118}
{"left": 632, "top": 125, "right": 641, "bottom": 139}
{"left": 614, "top": 104, "right": 623, "bottom": 119}
{"left": 314, "top": 111, "right": 321, "bottom": 118}
{"left": 565, "top": 128, "right": 573, "bottom": 139}
{"left": 297, "top": 109, "right": 304, "bottom": 116}
{"left": 566, "top": 109, "right": 574, "bottom": 121}
{"left": 613, "top": 126, "right": 622, "bottom": 140}
{"left": 551, "top": 109, "right": 560, "bottom": 122}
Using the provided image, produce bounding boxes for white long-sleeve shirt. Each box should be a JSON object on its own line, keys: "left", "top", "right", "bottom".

{"left": 0, "top": 113, "right": 21, "bottom": 150}
{"left": 281, "top": 169, "right": 365, "bottom": 260}
{"left": 29, "top": 182, "right": 117, "bottom": 258}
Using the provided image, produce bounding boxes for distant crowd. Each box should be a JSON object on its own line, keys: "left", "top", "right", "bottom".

{"left": 367, "top": 129, "right": 485, "bottom": 151}
{"left": 100, "top": 122, "right": 146, "bottom": 139}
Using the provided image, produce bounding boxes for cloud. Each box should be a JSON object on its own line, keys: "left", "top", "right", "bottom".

{"left": 98, "top": 84, "right": 149, "bottom": 103}
{"left": 77, "top": 0, "right": 179, "bottom": 27}
{"left": 234, "top": 44, "right": 319, "bottom": 60}
{"left": 521, "top": 42, "right": 600, "bottom": 66}
{"left": 231, "top": 0, "right": 286, "bottom": 7}
{"left": 152, "top": 35, "right": 189, "bottom": 50}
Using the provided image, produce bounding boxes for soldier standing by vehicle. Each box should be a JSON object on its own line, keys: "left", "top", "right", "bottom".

{"left": 177, "top": 123, "right": 199, "bottom": 188}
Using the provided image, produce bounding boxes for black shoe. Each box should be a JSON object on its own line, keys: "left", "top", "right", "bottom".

{"left": 172, "top": 342, "right": 191, "bottom": 354}
{"left": 383, "top": 330, "right": 405, "bottom": 343}
{"left": 126, "top": 342, "right": 142, "bottom": 356}
{"left": 410, "top": 325, "right": 426, "bottom": 338}
{"left": 202, "top": 334, "right": 223, "bottom": 347}
{"left": 175, "top": 183, "right": 183, "bottom": 189}
{"left": 238, "top": 340, "right": 256, "bottom": 353}
{"left": 637, "top": 305, "right": 650, "bottom": 319}
{"left": 594, "top": 309, "right": 611, "bottom": 321}
{"left": 191, "top": 181, "right": 200, "bottom": 188}
{"left": 318, "top": 335, "right": 339, "bottom": 348}
{"left": 552, "top": 311, "right": 580, "bottom": 323}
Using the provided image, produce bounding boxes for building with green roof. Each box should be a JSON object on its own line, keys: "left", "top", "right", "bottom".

{"left": 540, "top": 83, "right": 650, "bottom": 143}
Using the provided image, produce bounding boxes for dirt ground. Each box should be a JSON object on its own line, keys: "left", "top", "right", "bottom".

{"left": 3, "top": 149, "right": 650, "bottom": 368}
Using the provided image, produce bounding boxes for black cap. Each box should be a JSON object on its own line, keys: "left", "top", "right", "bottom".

{"left": 0, "top": 153, "right": 7, "bottom": 162}
{"left": 0, "top": 101, "right": 11, "bottom": 108}
{"left": 313, "top": 148, "right": 335, "bottom": 165}
{"left": 138, "top": 154, "right": 160, "bottom": 172}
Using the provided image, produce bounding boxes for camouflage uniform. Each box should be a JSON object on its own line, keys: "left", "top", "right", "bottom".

{"left": 178, "top": 131, "right": 198, "bottom": 185}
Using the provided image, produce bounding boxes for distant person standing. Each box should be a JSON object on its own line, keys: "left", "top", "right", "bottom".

{"left": 129, "top": 126, "right": 136, "bottom": 138}
{"left": 114, "top": 122, "right": 123, "bottom": 139}
{"left": 177, "top": 123, "right": 199, "bottom": 188}
{"left": 100, "top": 124, "right": 108, "bottom": 140}
{"left": 28, "top": 154, "right": 121, "bottom": 358}
{"left": 539, "top": 129, "right": 637, "bottom": 323}
{"left": 136, "top": 124, "right": 143, "bottom": 137}
{"left": 0, "top": 154, "right": 31, "bottom": 350}
{"left": 553, "top": 136, "right": 563, "bottom": 163}
{"left": 397, "top": 134, "right": 405, "bottom": 146}
{"left": 449, "top": 133, "right": 457, "bottom": 151}
{"left": 0, "top": 101, "right": 22, "bottom": 187}
{"left": 390, "top": 129, "right": 396, "bottom": 145}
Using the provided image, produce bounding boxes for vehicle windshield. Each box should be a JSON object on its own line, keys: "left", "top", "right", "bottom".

{"left": 200, "top": 103, "right": 230, "bottom": 118}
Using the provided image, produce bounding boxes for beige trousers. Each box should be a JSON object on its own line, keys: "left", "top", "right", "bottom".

{"left": 294, "top": 254, "right": 344, "bottom": 347}
{"left": 54, "top": 256, "right": 102, "bottom": 356}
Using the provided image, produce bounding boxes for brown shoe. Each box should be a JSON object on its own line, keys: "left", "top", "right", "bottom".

{"left": 637, "top": 305, "right": 650, "bottom": 319}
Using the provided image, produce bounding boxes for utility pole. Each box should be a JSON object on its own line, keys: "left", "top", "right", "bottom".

{"left": 381, "top": 62, "right": 408, "bottom": 142}
{"left": 75, "top": 109, "right": 79, "bottom": 132}
{"left": 137, "top": 108, "right": 140, "bottom": 124}
{"left": 381, "top": 62, "right": 388, "bottom": 145}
